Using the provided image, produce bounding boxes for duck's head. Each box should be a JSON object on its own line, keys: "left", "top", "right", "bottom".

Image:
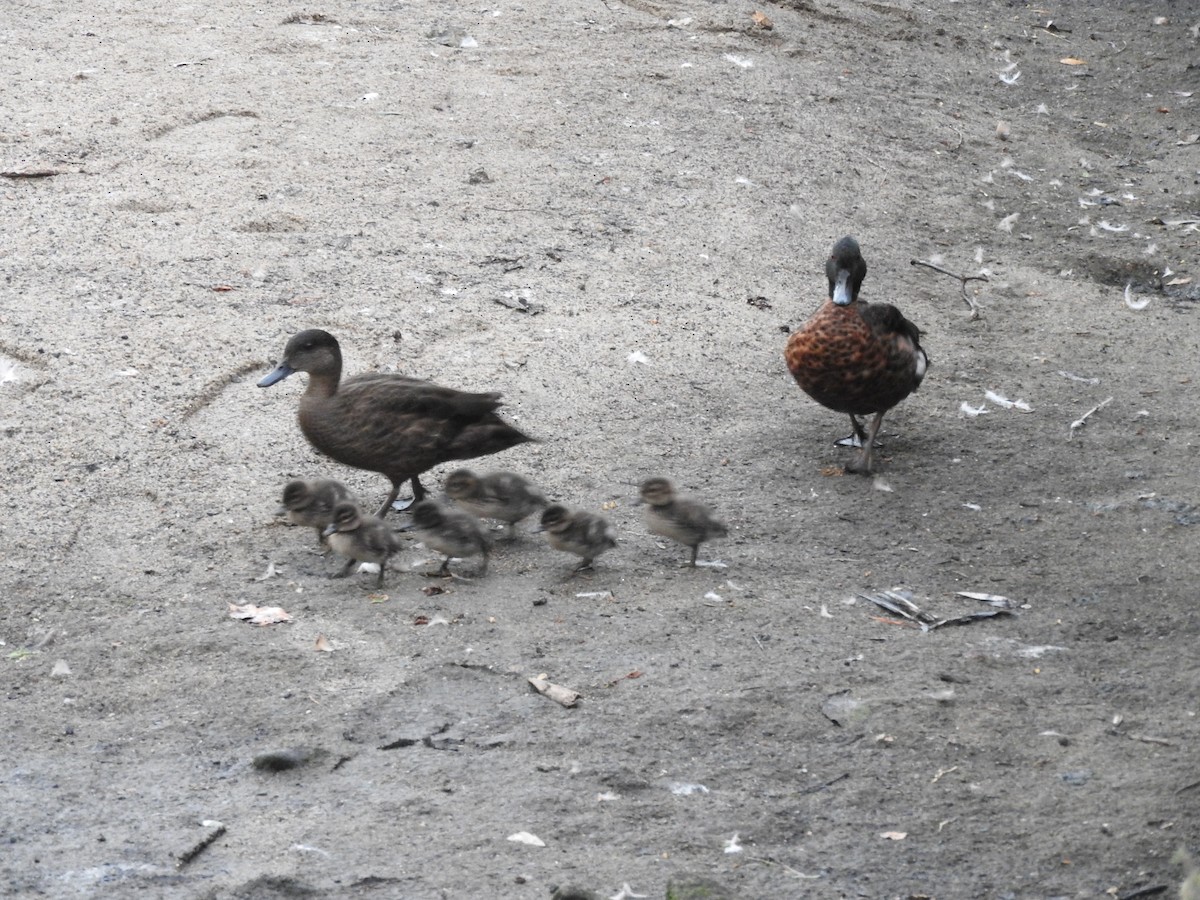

{"left": 444, "top": 469, "right": 480, "bottom": 501}
{"left": 638, "top": 477, "right": 676, "bottom": 507}
{"left": 282, "top": 479, "right": 312, "bottom": 510}
{"left": 409, "top": 500, "right": 447, "bottom": 530}
{"left": 258, "top": 329, "right": 342, "bottom": 387}
{"left": 535, "top": 504, "right": 571, "bottom": 534}
{"left": 825, "top": 236, "right": 867, "bottom": 306}
{"left": 322, "top": 501, "right": 362, "bottom": 536}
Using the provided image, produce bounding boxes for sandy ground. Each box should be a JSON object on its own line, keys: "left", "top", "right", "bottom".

{"left": 2, "top": 0, "right": 1199, "bottom": 897}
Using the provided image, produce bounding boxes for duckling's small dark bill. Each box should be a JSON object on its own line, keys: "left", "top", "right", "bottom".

{"left": 257, "top": 364, "right": 295, "bottom": 387}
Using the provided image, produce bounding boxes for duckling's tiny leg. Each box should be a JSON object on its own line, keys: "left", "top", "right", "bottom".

{"left": 334, "top": 558, "right": 358, "bottom": 578}
{"left": 375, "top": 559, "right": 388, "bottom": 588}
{"left": 477, "top": 549, "right": 489, "bottom": 577}
{"left": 846, "top": 412, "right": 885, "bottom": 475}
{"left": 688, "top": 544, "right": 700, "bottom": 567}
{"left": 437, "top": 556, "right": 452, "bottom": 577}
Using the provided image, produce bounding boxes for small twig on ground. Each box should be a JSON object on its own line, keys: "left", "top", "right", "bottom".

{"left": 180, "top": 360, "right": 269, "bottom": 421}
{"left": 910, "top": 258, "right": 988, "bottom": 320}
{"left": 1069, "top": 396, "right": 1114, "bottom": 439}
{"left": 746, "top": 857, "right": 821, "bottom": 879}
{"left": 798, "top": 772, "right": 850, "bottom": 795}
{"left": 176, "top": 823, "right": 226, "bottom": 868}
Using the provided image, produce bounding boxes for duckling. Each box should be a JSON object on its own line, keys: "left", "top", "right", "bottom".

{"left": 401, "top": 499, "right": 490, "bottom": 577}
{"left": 259, "top": 329, "right": 533, "bottom": 517}
{"left": 784, "top": 236, "right": 929, "bottom": 474}
{"left": 321, "top": 501, "right": 403, "bottom": 587}
{"left": 280, "top": 478, "right": 354, "bottom": 546}
{"left": 638, "top": 477, "right": 727, "bottom": 566}
{"left": 535, "top": 504, "right": 617, "bottom": 572}
{"left": 444, "top": 468, "right": 547, "bottom": 536}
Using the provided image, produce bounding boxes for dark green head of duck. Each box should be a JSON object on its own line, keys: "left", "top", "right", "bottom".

{"left": 826, "top": 236, "right": 867, "bottom": 306}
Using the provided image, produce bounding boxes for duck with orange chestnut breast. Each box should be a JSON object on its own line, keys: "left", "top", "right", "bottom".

{"left": 784, "top": 237, "right": 928, "bottom": 474}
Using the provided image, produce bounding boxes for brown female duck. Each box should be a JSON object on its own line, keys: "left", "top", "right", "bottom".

{"left": 639, "top": 477, "right": 727, "bottom": 566}
{"left": 280, "top": 478, "right": 355, "bottom": 546}
{"left": 401, "top": 499, "right": 490, "bottom": 577}
{"left": 259, "top": 329, "right": 533, "bottom": 517}
{"left": 535, "top": 504, "right": 617, "bottom": 573}
{"left": 321, "top": 501, "right": 404, "bottom": 587}
{"left": 784, "top": 237, "right": 928, "bottom": 474}
{"left": 444, "top": 468, "right": 547, "bottom": 536}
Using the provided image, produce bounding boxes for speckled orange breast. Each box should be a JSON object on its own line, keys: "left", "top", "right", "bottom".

{"left": 785, "top": 300, "right": 925, "bottom": 416}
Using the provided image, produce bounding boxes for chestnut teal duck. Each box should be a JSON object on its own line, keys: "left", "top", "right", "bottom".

{"left": 321, "top": 501, "right": 403, "bottom": 587}
{"left": 280, "top": 478, "right": 355, "bottom": 546}
{"left": 638, "top": 477, "right": 727, "bottom": 566}
{"left": 401, "top": 499, "right": 490, "bottom": 577}
{"left": 444, "top": 468, "right": 547, "bottom": 536}
{"left": 259, "top": 329, "right": 533, "bottom": 517}
{"left": 535, "top": 504, "right": 617, "bottom": 573}
{"left": 784, "top": 237, "right": 928, "bottom": 474}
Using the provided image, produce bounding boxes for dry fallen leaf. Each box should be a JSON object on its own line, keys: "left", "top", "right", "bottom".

{"left": 314, "top": 633, "right": 334, "bottom": 652}
{"left": 228, "top": 602, "right": 292, "bottom": 626}
{"left": 529, "top": 674, "right": 582, "bottom": 707}
{"left": 1059, "top": 57, "right": 1086, "bottom": 65}
{"left": 506, "top": 831, "right": 546, "bottom": 847}
{"left": 750, "top": 10, "right": 773, "bottom": 29}
{"left": 1166, "top": 276, "right": 1193, "bottom": 286}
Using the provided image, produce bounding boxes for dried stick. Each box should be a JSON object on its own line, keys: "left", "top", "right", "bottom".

{"left": 910, "top": 258, "right": 987, "bottom": 320}
{"left": 1069, "top": 396, "right": 1114, "bottom": 438}
{"left": 176, "top": 823, "right": 226, "bottom": 868}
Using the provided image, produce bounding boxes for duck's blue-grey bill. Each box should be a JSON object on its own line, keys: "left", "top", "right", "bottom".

{"left": 257, "top": 364, "right": 295, "bottom": 387}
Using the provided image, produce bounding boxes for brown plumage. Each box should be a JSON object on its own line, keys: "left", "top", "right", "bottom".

{"left": 259, "top": 329, "right": 533, "bottom": 517}
{"left": 444, "top": 468, "right": 547, "bottom": 535}
{"left": 321, "top": 502, "right": 403, "bottom": 587}
{"left": 639, "top": 477, "right": 727, "bottom": 567}
{"left": 535, "top": 504, "right": 618, "bottom": 573}
{"left": 784, "top": 236, "right": 928, "bottom": 473}
{"left": 280, "top": 478, "right": 354, "bottom": 546}
{"left": 401, "top": 499, "right": 490, "bottom": 577}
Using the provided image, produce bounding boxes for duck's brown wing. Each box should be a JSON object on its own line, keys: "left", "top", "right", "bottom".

{"left": 859, "top": 302, "right": 925, "bottom": 354}
{"left": 340, "top": 375, "right": 505, "bottom": 419}
{"left": 300, "top": 375, "right": 531, "bottom": 479}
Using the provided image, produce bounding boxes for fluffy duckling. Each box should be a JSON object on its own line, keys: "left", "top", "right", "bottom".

{"left": 402, "top": 499, "right": 490, "bottom": 578}
{"left": 321, "top": 501, "right": 403, "bottom": 587}
{"left": 536, "top": 504, "right": 617, "bottom": 572}
{"left": 639, "top": 477, "right": 727, "bottom": 566}
{"left": 444, "top": 468, "right": 547, "bottom": 535}
{"left": 784, "top": 236, "right": 928, "bottom": 473}
{"left": 259, "top": 329, "right": 533, "bottom": 517}
{"left": 280, "top": 478, "right": 354, "bottom": 546}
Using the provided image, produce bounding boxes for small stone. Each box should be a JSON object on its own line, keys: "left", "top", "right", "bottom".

{"left": 550, "top": 886, "right": 603, "bottom": 900}
{"left": 252, "top": 747, "right": 323, "bottom": 772}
